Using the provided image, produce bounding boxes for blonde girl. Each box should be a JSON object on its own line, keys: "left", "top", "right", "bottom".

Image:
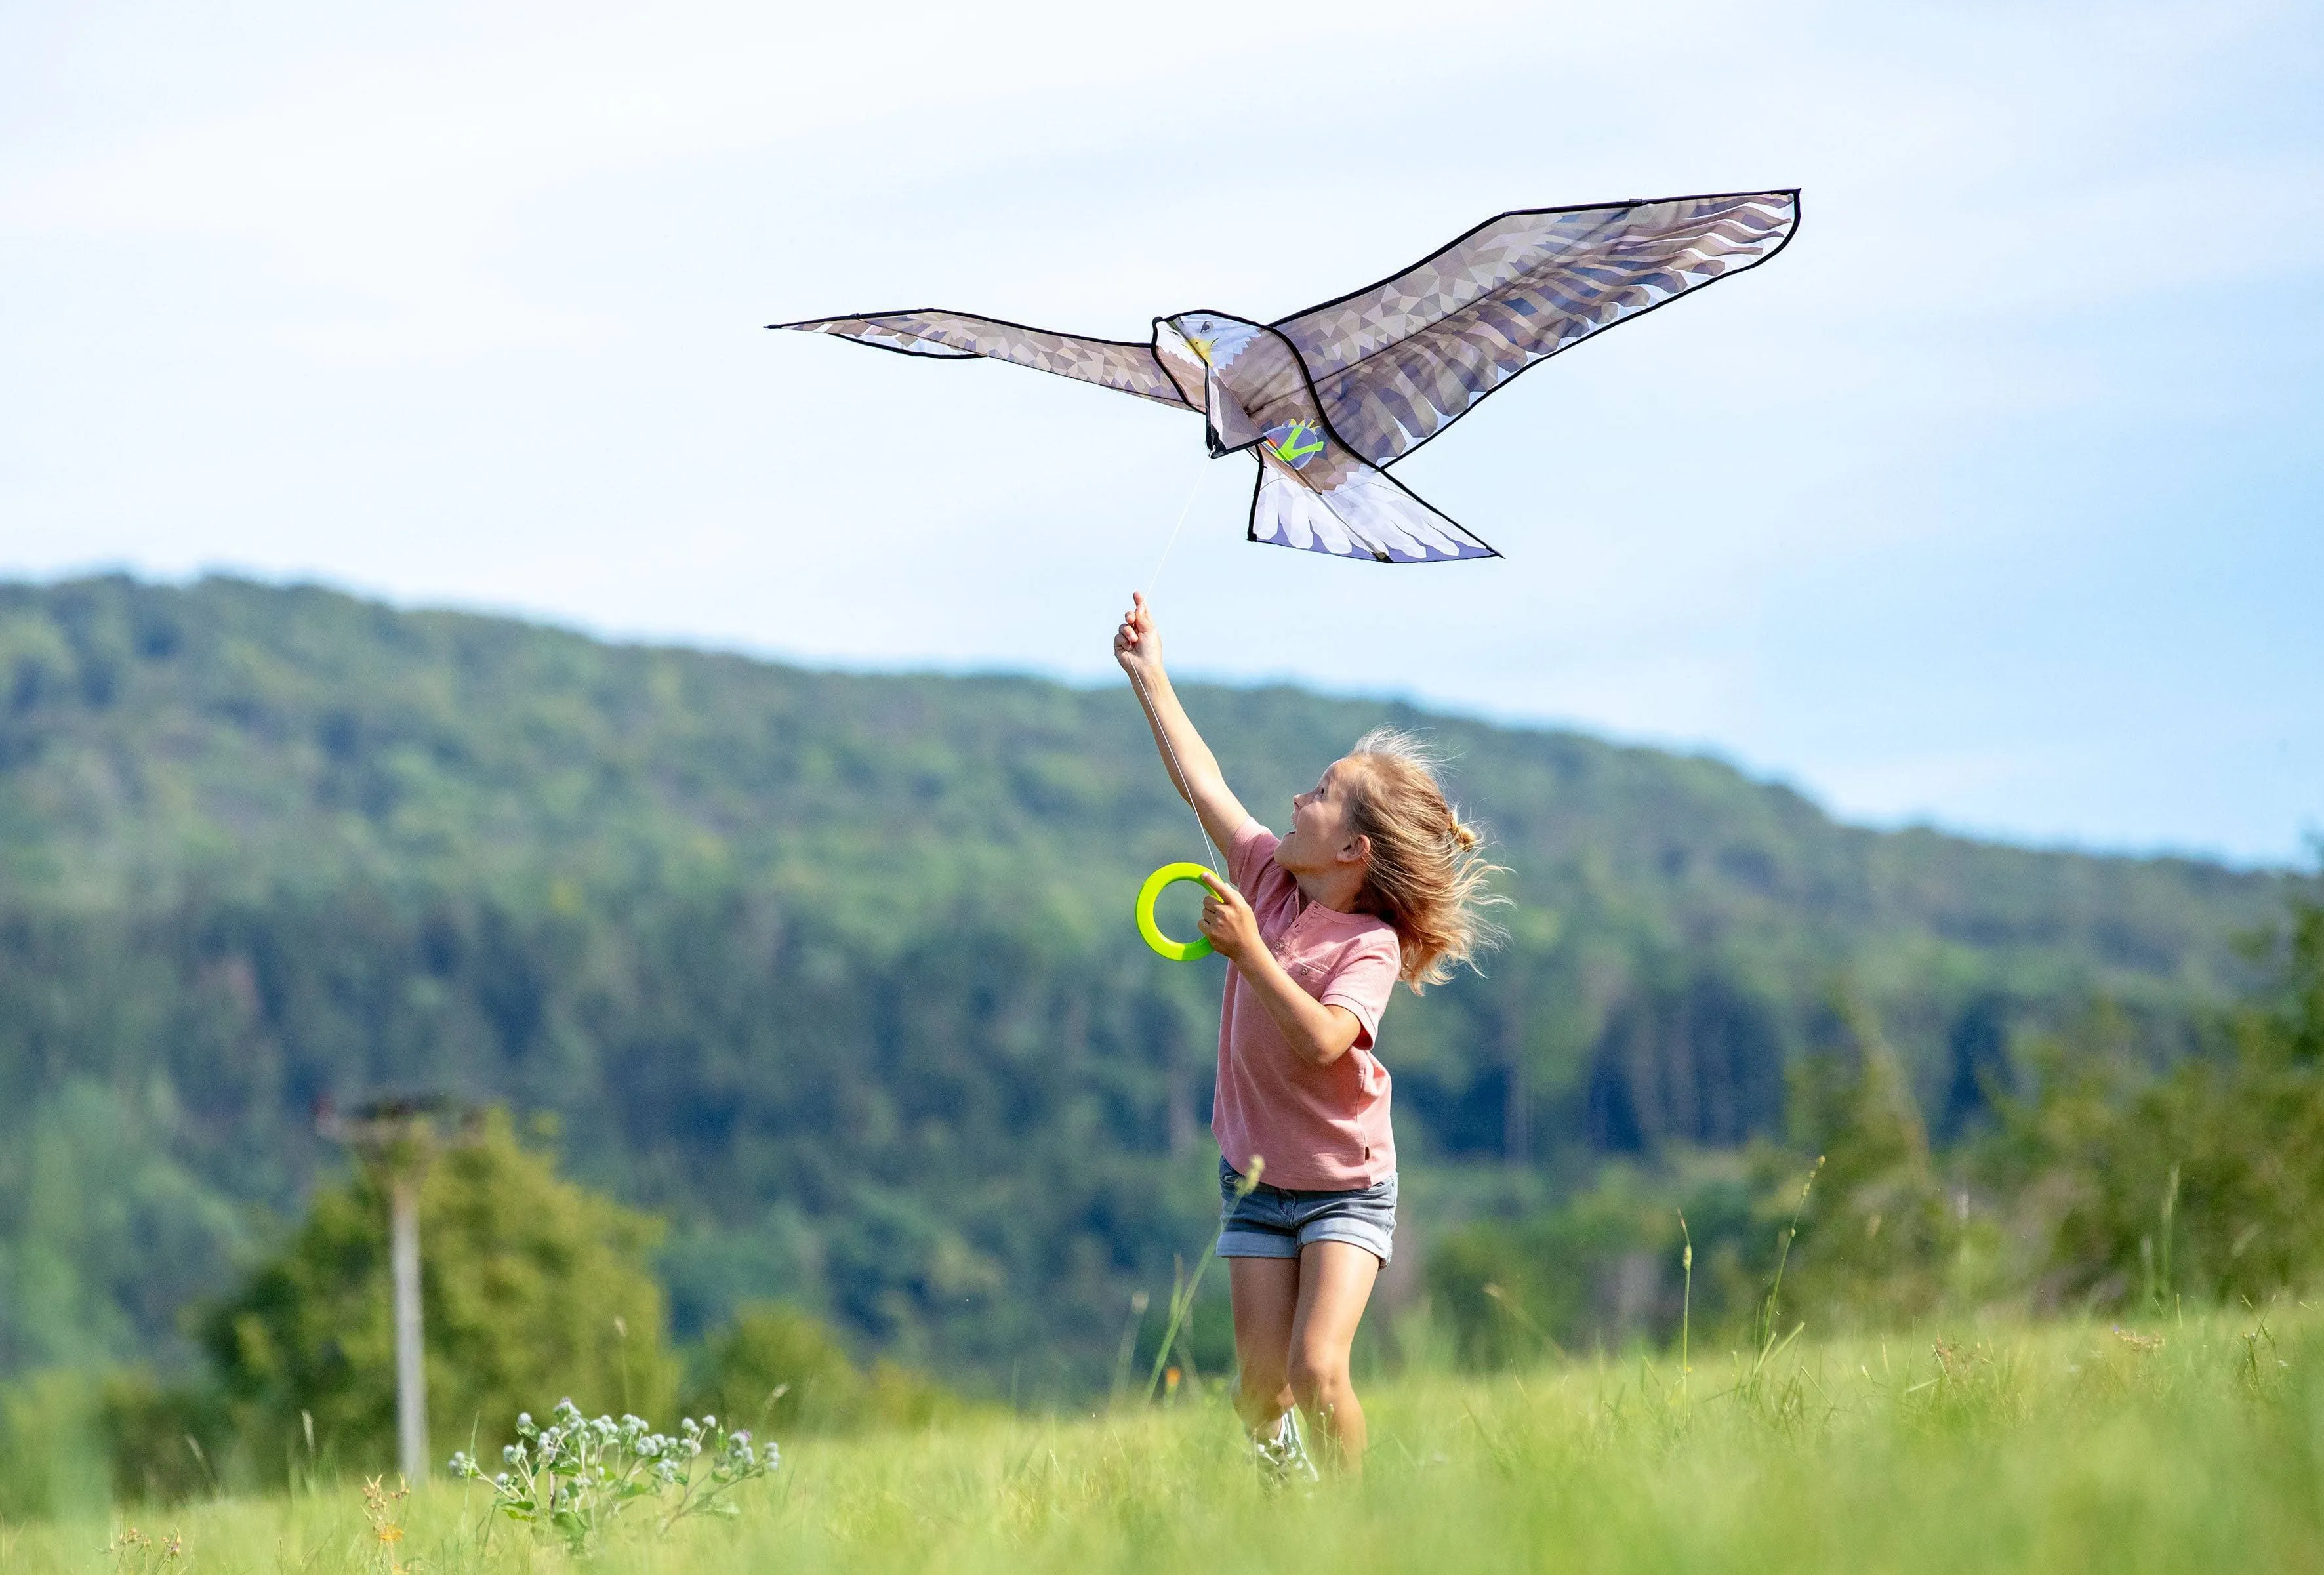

{"left": 1113, "top": 591, "right": 1501, "bottom": 1475}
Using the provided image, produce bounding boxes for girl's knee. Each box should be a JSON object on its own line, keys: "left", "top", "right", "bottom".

{"left": 1286, "top": 1351, "right": 1351, "bottom": 1406}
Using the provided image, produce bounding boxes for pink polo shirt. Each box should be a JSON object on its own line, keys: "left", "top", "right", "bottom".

{"left": 1212, "top": 818, "right": 1404, "bottom": 1191}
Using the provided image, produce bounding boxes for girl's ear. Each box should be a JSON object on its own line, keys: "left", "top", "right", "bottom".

{"left": 1339, "top": 831, "right": 1372, "bottom": 869}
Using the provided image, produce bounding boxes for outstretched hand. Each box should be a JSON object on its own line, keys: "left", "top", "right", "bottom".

{"left": 1113, "top": 592, "right": 1163, "bottom": 683}
{"left": 1198, "top": 872, "right": 1261, "bottom": 964}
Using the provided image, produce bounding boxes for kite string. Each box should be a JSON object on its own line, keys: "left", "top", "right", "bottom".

{"left": 1141, "top": 461, "right": 1210, "bottom": 600}
{"left": 1149, "top": 458, "right": 1238, "bottom": 668}
{"left": 1128, "top": 659, "right": 1232, "bottom": 882}
{"left": 1132, "top": 457, "right": 1234, "bottom": 880}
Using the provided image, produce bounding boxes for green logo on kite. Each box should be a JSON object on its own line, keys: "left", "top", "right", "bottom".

{"left": 1263, "top": 420, "right": 1325, "bottom": 470}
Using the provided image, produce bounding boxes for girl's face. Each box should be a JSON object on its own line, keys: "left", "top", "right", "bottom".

{"left": 1274, "top": 758, "right": 1368, "bottom": 876}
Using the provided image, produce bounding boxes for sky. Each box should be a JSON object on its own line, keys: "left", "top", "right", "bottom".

{"left": 2, "top": 0, "right": 2318, "bottom": 865}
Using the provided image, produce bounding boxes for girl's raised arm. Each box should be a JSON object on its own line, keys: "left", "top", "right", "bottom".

{"left": 1114, "top": 592, "right": 1250, "bottom": 855}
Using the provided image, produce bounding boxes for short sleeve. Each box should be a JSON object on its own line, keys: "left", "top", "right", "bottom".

{"left": 1320, "top": 930, "right": 1404, "bottom": 1050}
{"left": 1225, "top": 819, "right": 1276, "bottom": 893}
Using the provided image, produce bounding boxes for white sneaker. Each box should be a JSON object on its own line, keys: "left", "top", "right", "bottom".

{"left": 1253, "top": 1408, "right": 1320, "bottom": 1488}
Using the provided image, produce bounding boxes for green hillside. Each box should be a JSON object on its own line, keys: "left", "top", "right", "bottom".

{"left": 0, "top": 575, "right": 2292, "bottom": 1393}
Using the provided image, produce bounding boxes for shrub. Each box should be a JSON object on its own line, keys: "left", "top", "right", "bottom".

{"left": 0, "top": 1370, "right": 110, "bottom": 1521}
{"left": 1426, "top": 1160, "right": 1764, "bottom": 1364}
{"left": 683, "top": 1303, "right": 952, "bottom": 1433}
{"left": 96, "top": 1369, "right": 233, "bottom": 1507}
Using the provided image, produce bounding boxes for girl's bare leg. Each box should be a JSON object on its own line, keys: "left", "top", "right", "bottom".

{"left": 1288, "top": 1241, "right": 1380, "bottom": 1471}
{"left": 1230, "top": 1245, "right": 1381, "bottom": 1471}
{"left": 1229, "top": 1257, "right": 1301, "bottom": 1436}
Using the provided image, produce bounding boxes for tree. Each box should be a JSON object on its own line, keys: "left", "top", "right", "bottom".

{"left": 682, "top": 1303, "right": 951, "bottom": 1435}
{"left": 1780, "top": 1000, "right": 1962, "bottom": 1327}
{"left": 203, "top": 1110, "right": 676, "bottom": 1474}
{"left": 2030, "top": 888, "right": 2324, "bottom": 1309}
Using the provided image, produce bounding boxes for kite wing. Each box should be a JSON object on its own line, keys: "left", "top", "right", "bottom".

{"left": 1274, "top": 190, "right": 1800, "bottom": 467}
{"left": 772, "top": 310, "right": 1193, "bottom": 410}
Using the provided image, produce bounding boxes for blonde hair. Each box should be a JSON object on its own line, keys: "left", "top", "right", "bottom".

{"left": 1342, "top": 728, "right": 1508, "bottom": 991}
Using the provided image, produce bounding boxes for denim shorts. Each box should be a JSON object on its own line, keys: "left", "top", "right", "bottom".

{"left": 1216, "top": 1157, "right": 1398, "bottom": 1267}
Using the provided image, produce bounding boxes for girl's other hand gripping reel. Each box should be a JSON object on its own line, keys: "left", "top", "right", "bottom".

{"left": 1136, "top": 862, "right": 1219, "bottom": 962}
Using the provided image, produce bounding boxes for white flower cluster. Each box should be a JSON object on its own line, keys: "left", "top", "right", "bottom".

{"left": 448, "top": 1398, "right": 775, "bottom": 1553}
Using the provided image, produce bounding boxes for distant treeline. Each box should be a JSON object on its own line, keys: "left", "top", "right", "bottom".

{"left": 0, "top": 575, "right": 2298, "bottom": 1393}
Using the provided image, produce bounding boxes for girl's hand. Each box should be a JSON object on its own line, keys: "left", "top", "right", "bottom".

{"left": 1198, "top": 873, "right": 1262, "bottom": 964}
{"left": 1113, "top": 592, "right": 1164, "bottom": 682}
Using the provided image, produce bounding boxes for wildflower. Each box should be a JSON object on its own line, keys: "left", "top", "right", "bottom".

{"left": 362, "top": 1475, "right": 411, "bottom": 1549}
{"left": 457, "top": 1401, "right": 777, "bottom": 1555}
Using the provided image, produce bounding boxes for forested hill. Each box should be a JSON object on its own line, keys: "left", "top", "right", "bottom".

{"left": 0, "top": 575, "right": 2291, "bottom": 1392}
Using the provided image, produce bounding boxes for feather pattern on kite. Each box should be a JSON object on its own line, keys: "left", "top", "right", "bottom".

{"left": 774, "top": 189, "right": 1799, "bottom": 563}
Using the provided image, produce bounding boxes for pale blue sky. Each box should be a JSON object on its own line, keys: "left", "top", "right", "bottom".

{"left": 3, "top": 0, "right": 2317, "bottom": 863}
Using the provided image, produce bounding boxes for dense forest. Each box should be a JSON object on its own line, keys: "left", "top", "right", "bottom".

{"left": 0, "top": 575, "right": 2295, "bottom": 1397}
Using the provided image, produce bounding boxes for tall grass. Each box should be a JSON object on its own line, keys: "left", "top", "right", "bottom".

{"left": 5, "top": 1308, "right": 2318, "bottom": 1573}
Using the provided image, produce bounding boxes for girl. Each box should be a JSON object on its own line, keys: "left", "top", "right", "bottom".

{"left": 1113, "top": 591, "right": 1501, "bottom": 1475}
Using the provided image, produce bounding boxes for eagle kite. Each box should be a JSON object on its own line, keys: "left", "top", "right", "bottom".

{"left": 774, "top": 190, "right": 1799, "bottom": 564}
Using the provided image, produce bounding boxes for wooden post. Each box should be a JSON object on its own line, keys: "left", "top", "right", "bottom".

{"left": 389, "top": 1167, "right": 428, "bottom": 1483}
{"left": 316, "top": 1093, "right": 479, "bottom": 1484}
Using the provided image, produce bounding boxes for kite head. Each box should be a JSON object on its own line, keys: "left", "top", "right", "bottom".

{"left": 1168, "top": 313, "right": 1260, "bottom": 369}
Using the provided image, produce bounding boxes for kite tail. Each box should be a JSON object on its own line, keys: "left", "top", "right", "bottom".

{"left": 1246, "top": 451, "right": 1498, "bottom": 565}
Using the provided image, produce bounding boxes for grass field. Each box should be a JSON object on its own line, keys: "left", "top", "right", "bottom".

{"left": 11, "top": 1311, "right": 2321, "bottom": 1574}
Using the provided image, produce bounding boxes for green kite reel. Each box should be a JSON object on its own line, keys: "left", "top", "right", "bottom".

{"left": 1137, "top": 862, "right": 1220, "bottom": 962}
